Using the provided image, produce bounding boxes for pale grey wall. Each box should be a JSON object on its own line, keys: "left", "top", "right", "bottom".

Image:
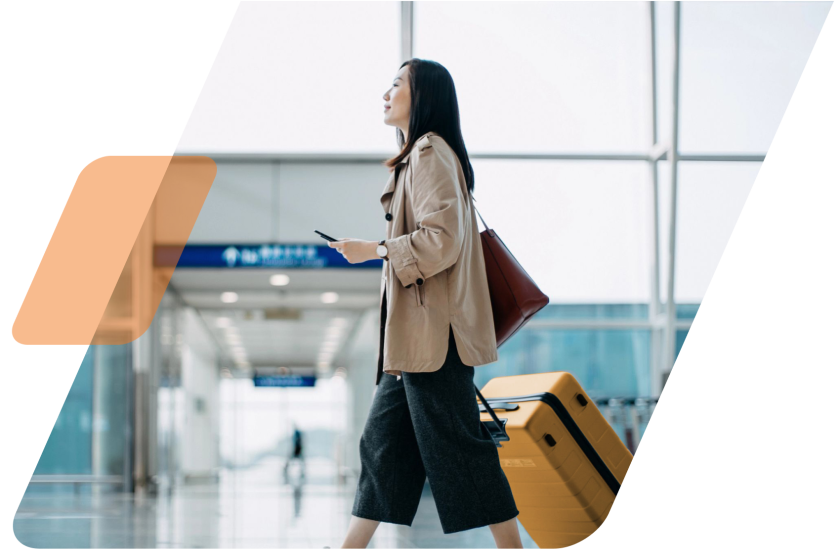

{"left": 180, "top": 307, "right": 221, "bottom": 478}
{"left": 189, "top": 161, "right": 393, "bottom": 245}
{"left": 343, "top": 309, "right": 379, "bottom": 475}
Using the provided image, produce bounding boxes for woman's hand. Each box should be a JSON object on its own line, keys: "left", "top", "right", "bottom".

{"left": 328, "top": 238, "right": 379, "bottom": 264}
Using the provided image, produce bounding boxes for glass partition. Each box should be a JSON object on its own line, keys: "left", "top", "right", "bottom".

{"left": 33, "top": 348, "right": 95, "bottom": 476}
{"left": 30, "top": 343, "right": 132, "bottom": 494}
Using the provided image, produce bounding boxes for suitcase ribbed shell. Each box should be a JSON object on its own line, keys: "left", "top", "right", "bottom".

{"left": 478, "top": 371, "right": 633, "bottom": 548}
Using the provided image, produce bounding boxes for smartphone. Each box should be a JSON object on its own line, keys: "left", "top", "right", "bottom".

{"left": 314, "top": 230, "right": 338, "bottom": 242}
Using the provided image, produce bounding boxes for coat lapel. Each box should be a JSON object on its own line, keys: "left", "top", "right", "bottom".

{"left": 380, "top": 132, "right": 433, "bottom": 212}
{"left": 380, "top": 156, "right": 409, "bottom": 212}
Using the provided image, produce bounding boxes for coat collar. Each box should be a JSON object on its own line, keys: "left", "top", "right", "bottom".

{"left": 380, "top": 131, "right": 436, "bottom": 202}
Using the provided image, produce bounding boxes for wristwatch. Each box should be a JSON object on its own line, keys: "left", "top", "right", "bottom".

{"left": 376, "top": 239, "right": 389, "bottom": 261}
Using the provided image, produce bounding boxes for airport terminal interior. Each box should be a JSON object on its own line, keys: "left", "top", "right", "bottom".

{"left": 13, "top": 1, "right": 830, "bottom": 549}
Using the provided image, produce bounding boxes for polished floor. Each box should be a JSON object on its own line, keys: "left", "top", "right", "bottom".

{"left": 14, "top": 457, "right": 539, "bottom": 548}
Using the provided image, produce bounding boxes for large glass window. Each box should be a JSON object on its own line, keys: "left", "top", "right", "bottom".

{"left": 674, "top": 161, "right": 760, "bottom": 303}
{"left": 535, "top": 303, "right": 649, "bottom": 321}
{"left": 678, "top": 1, "right": 832, "bottom": 154}
{"left": 656, "top": 1, "right": 832, "bottom": 153}
{"left": 530, "top": 328, "right": 650, "bottom": 398}
{"left": 472, "top": 160, "right": 653, "bottom": 302}
{"left": 656, "top": 160, "right": 761, "bottom": 304}
{"left": 178, "top": 2, "right": 400, "bottom": 153}
{"left": 477, "top": 323, "right": 651, "bottom": 400}
{"left": 416, "top": 1, "right": 652, "bottom": 153}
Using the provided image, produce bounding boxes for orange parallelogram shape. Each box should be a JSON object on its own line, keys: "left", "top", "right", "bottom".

{"left": 13, "top": 156, "right": 216, "bottom": 345}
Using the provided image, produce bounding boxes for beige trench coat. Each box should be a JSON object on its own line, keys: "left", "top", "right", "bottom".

{"left": 375, "top": 131, "right": 498, "bottom": 385}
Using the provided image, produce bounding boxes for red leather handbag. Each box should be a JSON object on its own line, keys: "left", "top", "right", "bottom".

{"left": 471, "top": 195, "right": 550, "bottom": 347}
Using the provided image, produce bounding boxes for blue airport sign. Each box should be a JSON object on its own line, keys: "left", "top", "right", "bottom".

{"left": 155, "top": 243, "right": 382, "bottom": 269}
{"left": 253, "top": 375, "right": 317, "bottom": 388}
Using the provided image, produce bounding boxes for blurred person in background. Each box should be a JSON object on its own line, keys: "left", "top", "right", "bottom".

{"left": 283, "top": 422, "right": 305, "bottom": 483}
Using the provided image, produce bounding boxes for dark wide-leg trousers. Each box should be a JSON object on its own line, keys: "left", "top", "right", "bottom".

{"left": 351, "top": 326, "right": 520, "bottom": 534}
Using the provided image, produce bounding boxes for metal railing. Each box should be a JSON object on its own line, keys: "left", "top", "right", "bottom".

{"left": 28, "top": 474, "right": 126, "bottom": 494}
{"left": 595, "top": 397, "right": 660, "bottom": 455}
{"left": 476, "top": 392, "right": 660, "bottom": 457}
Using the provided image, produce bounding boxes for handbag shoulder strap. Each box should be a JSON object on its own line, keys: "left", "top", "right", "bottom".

{"left": 469, "top": 193, "right": 490, "bottom": 231}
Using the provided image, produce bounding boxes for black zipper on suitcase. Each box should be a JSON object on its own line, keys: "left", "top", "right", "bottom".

{"left": 482, "top": 393, "right": 622, "bottom": 496}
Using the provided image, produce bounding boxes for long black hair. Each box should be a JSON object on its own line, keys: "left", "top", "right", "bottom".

{"left": 384, "top": 59, "right": 475, "bottom": 194}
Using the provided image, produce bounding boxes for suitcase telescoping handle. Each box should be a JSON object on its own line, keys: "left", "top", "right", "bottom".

{"left": 477, "top": 402, "right": 519, "bottom": 412}
{"left": 475, "top": 385, "right": 509, "bottom": 446}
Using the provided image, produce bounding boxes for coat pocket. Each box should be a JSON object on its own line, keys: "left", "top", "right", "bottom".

{"left": 417, "top": 220, "right": 442, "bottom": 235}
{"left": 414, "top": 283, "right": 426, "bottom": 307}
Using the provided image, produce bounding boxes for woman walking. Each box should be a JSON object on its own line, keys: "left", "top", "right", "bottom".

{"left": 328, "top": 59, "right": 522, "bottom": 548}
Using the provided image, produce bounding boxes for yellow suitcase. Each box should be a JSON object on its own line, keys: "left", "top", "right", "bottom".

{"left": 475, "top": 371, "right": 634, "bottom": 548}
